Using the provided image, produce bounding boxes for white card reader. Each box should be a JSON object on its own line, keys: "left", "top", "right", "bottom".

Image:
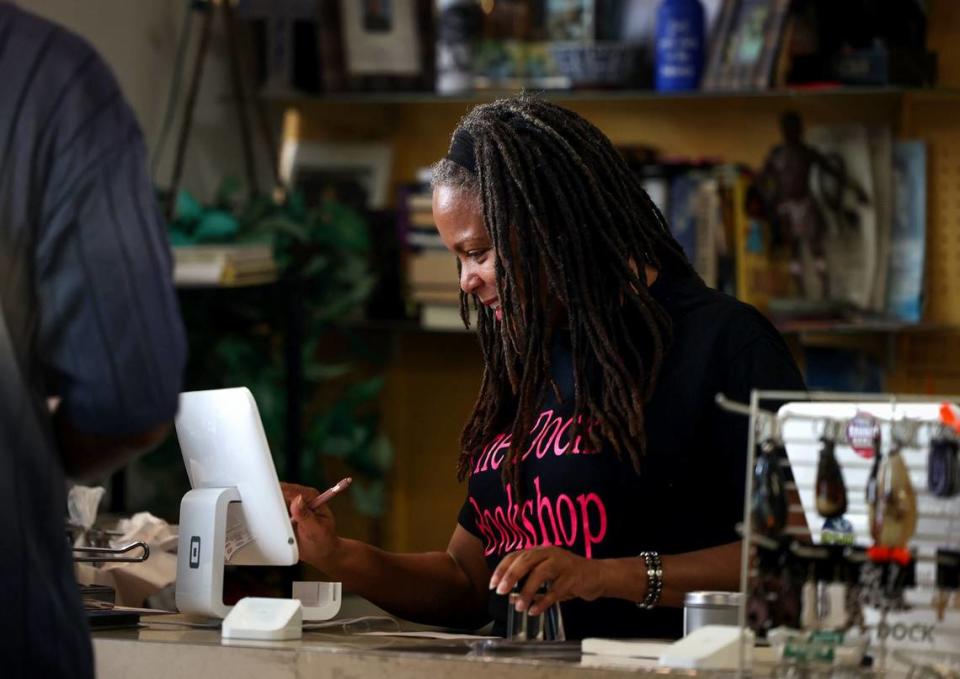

{"left": 221, "top": 597, "right": 303, "bottom": 641}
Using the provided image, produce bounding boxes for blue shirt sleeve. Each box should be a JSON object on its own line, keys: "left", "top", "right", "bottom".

{"left": 34, "top": 52, "right": 187, "bottom": 436}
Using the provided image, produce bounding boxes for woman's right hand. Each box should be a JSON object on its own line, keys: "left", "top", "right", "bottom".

{"left": 280, "top": 482, "right": 341, "bottom": 570}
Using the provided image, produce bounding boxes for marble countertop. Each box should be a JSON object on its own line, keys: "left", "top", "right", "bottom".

{"left": 92, "top": 616, "right": 677, "bottom": 679}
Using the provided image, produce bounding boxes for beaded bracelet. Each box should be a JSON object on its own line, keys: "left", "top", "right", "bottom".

{"left": 636, "top": 551, "right": 663, "bottom": 609}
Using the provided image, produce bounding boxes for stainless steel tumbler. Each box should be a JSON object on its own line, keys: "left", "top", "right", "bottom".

{"left": 683, "top": 591, "right": 743, "bottom": 636}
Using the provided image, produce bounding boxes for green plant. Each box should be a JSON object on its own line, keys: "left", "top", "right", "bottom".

{"left": 166, "top": 180, "right": 393, "bottom": 517}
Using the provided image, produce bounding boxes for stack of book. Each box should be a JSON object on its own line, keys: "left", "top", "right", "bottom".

{"left": 401, "top": 182, "right": 468, "bottom": 331}
{"left": 173, "top": 244, "right": 278, "bottom": 288}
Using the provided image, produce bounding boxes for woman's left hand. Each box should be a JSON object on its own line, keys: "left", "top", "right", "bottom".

{"left": 489, "top": 546, "right": 607, "bottom": 616}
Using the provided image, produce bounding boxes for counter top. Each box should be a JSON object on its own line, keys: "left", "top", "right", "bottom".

{"left": 92, "top": 614, "right": 952, "bottom": 678}
{"left": 92, "top": 616, "right": 674, "bottom": 679}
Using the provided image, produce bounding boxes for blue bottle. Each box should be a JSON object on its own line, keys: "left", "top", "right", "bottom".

{"left": 655, "top": 0, "right": 706, "bottom": 91}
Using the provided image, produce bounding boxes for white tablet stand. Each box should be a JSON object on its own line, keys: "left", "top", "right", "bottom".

{"left": 175, "top": 488, "right": 342, "bottom": 621}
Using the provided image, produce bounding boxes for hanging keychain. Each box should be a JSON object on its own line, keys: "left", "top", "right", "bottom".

{"left": 816, "top": 429, "right": 848, "bottom": 518}
{"left": 817, "top": 422, "right": 854, "bottom": 545}
{"left": 844, "top": 547, "right": 866, "bottom": 632}
{"left": 933, "top": 549, "right": 960, "bottom": 622}
{"left": 752, "top": 422, "right": 789, "bottom": 539}
{"left": 865, "top": 430, "right": 884, "bottom": 544}
{"left": 928, "top": 428, "right": 960, "bottom": 499}
{"left": 863, "top": 418, "right": 918, "bottom": 613}
{"left": 872, "top": 427, "right": 918, "bottom": 550}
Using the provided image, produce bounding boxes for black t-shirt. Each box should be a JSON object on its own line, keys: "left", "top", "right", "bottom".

{"left": 458, "top": 270, "right": 805, "bottom": 640}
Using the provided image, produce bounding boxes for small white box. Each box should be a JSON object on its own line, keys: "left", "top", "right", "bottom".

{"left": 659, "top": 625, "right": 754, "bottom": 671}
{"left": 293, "top": 581, "right": 342, "bottom": 621}
{"left": 221, "top": 597, "right": 302, "bottom": 641}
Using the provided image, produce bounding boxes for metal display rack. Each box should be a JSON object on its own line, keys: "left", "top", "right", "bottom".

{"left": 717, "top": 390, "right": 960, "bottom": 676}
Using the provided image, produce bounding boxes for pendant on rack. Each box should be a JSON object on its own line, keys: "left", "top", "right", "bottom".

{"left": 928, "top": 435, "right": 960, "bottom": 498}
{"left": 816, "top": 436, "right": 847, "bottom": 519}
{"left": 842, "top": 547, "right": 868, "bottom": 631}
{"left": 861, "top": 428, "right": 917, "bottom": 614}
{"left": 800, "top": 568, "right": 818, "bottom": 630}
{"left": 752, "top": 438, "right": 789, "bottom": 538}
{"left": 872, "top": 443, "right": 918, "bottom": 549}
{"left": 859, "top": 547, "right": 913, "bottom": 613}
{"left": 934, "top": 549, "right": 960, "bottom": 623}
{"left": 865, "top": 432, "right": 884, "bottom": 544}
{"left": 748, "top": 544, "right": 802, "bottom": 635}
{"left": 822, "top": 516, "right": 855, "bottom": 546}
{"left": 845, "top": 578, "right": 865, "bottom": 631}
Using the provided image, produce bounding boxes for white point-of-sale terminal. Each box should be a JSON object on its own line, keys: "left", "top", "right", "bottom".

{"left": 175, "top": 388, "right": 342, "bottom": 636}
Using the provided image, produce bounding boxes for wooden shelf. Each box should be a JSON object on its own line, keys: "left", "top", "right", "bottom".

{"left": 775, "top": 319, "right": 956, "bottom": 337}
{"left": 262, "top": 86, "right": 960, "bottom": 107}
{"left": 349, "top": 316, "right": 957, "bottom": 338}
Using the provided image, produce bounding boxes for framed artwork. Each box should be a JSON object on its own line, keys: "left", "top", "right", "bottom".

{"left": 702, "top": 0, "right": 789, "bottom": 90}
{"left": 279, "top": 113, "right": 392, "bottom": 210}
{"left": 545, "top": 0, "right": 595, "bottom": 41}
{"left": 340, "top": 0, "right": 422, "bottom": 76}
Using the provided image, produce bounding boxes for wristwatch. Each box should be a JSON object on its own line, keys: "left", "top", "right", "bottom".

{"left": 636, "top": 551, "right": 663, "bottom": 609}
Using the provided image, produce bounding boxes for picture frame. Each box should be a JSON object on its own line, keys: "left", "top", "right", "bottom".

{"left": 279, "top": 112, "right": 393, "bottom": 210}
{"left": 341, "top": 0, "right": 422, "bottom": 76}
{"left": 702, "top": 0, "right": 789, "bottom": 91}
{"left": 309, "top": 0, "right": 434, "bottom": 93}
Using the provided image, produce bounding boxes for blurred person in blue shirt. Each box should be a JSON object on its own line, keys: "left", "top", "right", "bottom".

{"left": 0, "top": 4, "right": 187, "bottom": 677}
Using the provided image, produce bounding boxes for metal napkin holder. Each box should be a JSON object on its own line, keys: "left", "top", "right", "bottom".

{"left": 72, "top": 541, "right": 150, "bottom": 564}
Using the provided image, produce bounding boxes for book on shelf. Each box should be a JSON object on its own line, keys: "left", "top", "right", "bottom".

{"left": 702, "top": 0, "right": 791, "bottom": 91}
{"left": 407, "top": 230, "right": 447, "bottom": 250}
{"left": 409, "top": 210, "right": 435, "bottom": 228}
{"left": 411, "top": 288, "right": 462, "bottom": 306}
{"left": 807, "top": 123, "right": 881, "bottom": 311}
{"left": 173, "top": 244, "right": 277, "bottom": 287}
{"left": 421, "top": 303, "right": 475, "bottom": 331}
{"left": 694, "top": 176, "right": 726, "bottom": 289}
{"left": 730, "top": 166, "right": 768, "bottom": 310}
{"left": 749, "top": 0, "right": 791, "bottom": 90}
{"left": 803, "top": 346, "right": 884, "bottom": 393}
{"left": 629, "top": 157, "right": 736, "bottom": 294}
{"left": 867, "top": 126, "right": 894, "bottom": 313}
{"left": 407, "top": 193, "right": 433, "bottom": 212}
{"left": 885, "top": 140, "right": 927, "bottom": 323}
{"left": 408, "top": 250, "right": 458, "bottom": 288}
{"left": 668, "top": 172, "right": 701, "bottom": 266}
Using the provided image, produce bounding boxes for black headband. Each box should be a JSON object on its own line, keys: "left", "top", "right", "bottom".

{"left": 446, "top": 127, "right": 476, "bottom": 174}
{"left": 446, "top": 117, "right": 544, "bottom": 174}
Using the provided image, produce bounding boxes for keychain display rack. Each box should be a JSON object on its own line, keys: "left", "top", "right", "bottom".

{"left": 716, "top": 389, "right": 960, "bottom": 676}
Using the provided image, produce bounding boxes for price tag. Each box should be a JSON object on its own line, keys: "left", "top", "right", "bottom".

{"left": 846, "top": 411, "right": 879, "bottom": 459}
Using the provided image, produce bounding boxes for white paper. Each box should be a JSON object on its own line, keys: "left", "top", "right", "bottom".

{"left": 223, "top": 502, "right": 256, "bottom": 563}
{"left": 74, "top": 511, "right": 179, "bottom": 607}
{"left": 113, "top": 511, "right": 177, "bottom": 552}
{"left": 581, "top": 637, "right": 672, "bottom": 658}
{"left": 224, "top": 521, "right": 255, "bottom": 563}
{"left": 68, "top": 485, "right": 105, "bottom": 533}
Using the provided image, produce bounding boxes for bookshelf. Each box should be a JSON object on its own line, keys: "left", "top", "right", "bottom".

{"left": 278, "top": 5, "right": 960, "bottom": 553}
{"left": 265, "top": 85, "right": 960, "bottom": 107}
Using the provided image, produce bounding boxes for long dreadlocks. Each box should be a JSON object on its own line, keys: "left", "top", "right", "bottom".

{"left": 432, "top": 95, "right": 694, "bottom": 489}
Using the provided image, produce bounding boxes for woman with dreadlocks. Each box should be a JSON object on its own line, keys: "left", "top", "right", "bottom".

{"left": 283, "top": 95, "right": 805, "bottom": 639}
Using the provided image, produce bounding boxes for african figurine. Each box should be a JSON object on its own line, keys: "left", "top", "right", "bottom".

{"left": 757, "top": 111, "right": 869, "bottom": 299}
